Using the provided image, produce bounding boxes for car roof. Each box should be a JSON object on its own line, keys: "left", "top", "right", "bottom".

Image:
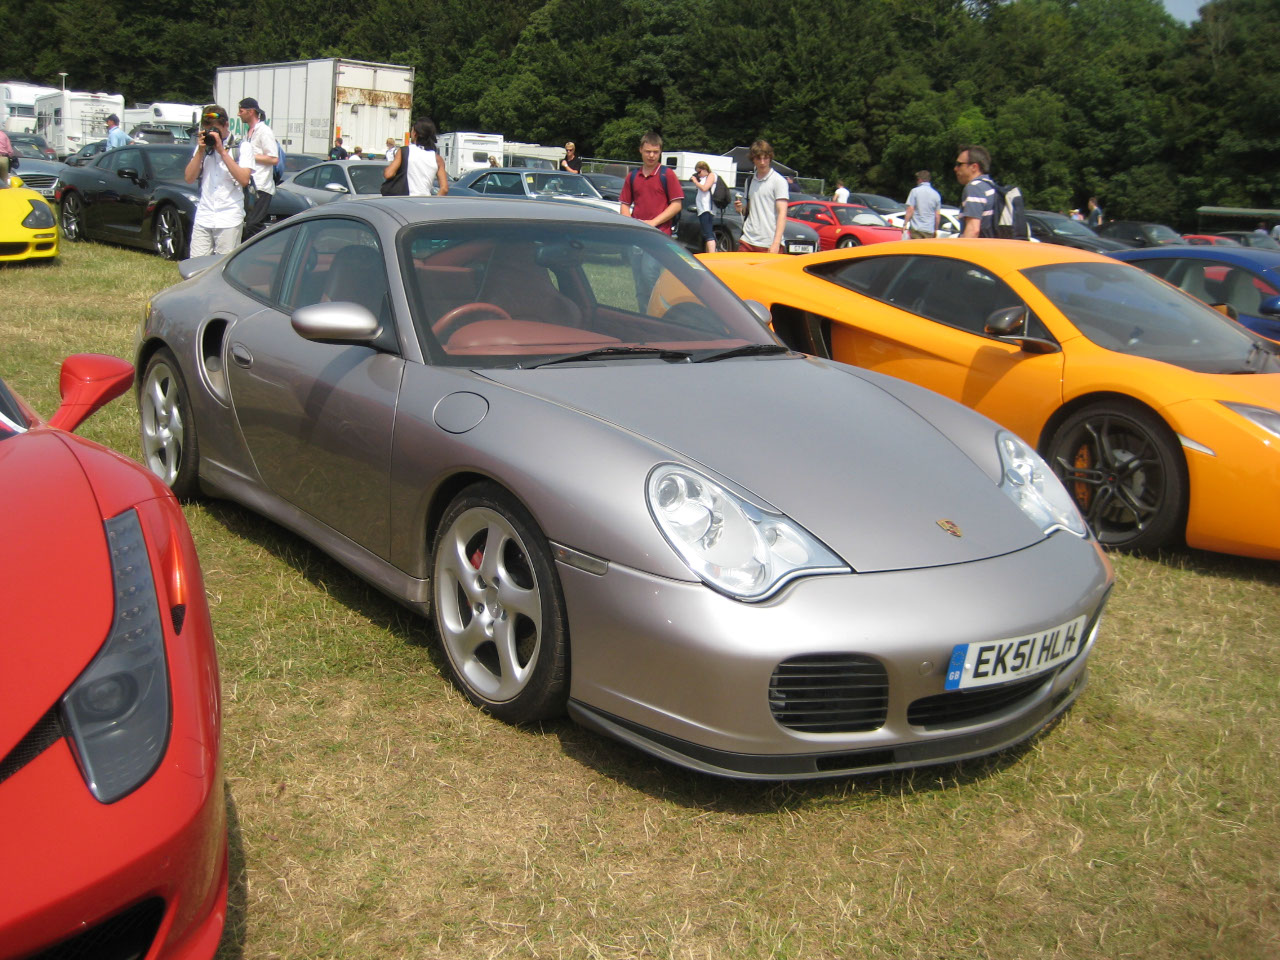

{"left": 1111, "top": 245, "right": 1280, "bottom": 270}
{"left": 752, "top": 237, "right": 1110, "bottom": 273}
{"left": 284, "top": 194, "right": 640, "bottom": 230}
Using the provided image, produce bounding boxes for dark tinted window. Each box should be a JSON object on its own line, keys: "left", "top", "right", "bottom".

{"left": 348, "top": 164, "right": 388, "bottom": 195}
{"left": 225, "top": 226, "right": 295, "bottom": 302}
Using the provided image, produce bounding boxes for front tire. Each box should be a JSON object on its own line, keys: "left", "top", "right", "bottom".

{"left": 837, "top": 235, "right": 860, "bottom": 249}
{"left": 139, "top": 347, "right": 201, "bottom": 500}
{"left": 61, "top": 192, "right": 85, "bottom": 242}
{"left": 432, "top": 483, "right": 569, "bottom": 723}
{"left": 1047, "top": 401, "right": 1187, "bottom": 551}
{"left": 153, "top": 205, "right": 186, "bottom": 261}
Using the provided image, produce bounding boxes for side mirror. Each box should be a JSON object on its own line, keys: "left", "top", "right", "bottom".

{"left": 117, "top": 167, "right": 141, "bottom": 182}
{"left": 323, "top": 182, "right": 349, "bottom": 194}
{"left": 1258, "top": 295, "right": 1280, "bottom": 317}
{"left": 48, "top": 354, "right": 134, "bottom": 432}
{"left": 985, "top": 306, "right": 1028, "bottom": 337}
{"left": 814, "top": 213, "right": 834, "bottom": 225}
{"left": 292, "top": 301, "right": 381, "bottom": 342}
{"left": 743, "top": 299, "right": 772, "bottom": 327}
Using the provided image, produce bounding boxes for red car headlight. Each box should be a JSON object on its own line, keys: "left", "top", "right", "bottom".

{"left": 61, "top": 509, "right": 172, "bottom": 804}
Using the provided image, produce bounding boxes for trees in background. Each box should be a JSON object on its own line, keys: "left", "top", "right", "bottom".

{"left": 3, "top": 0, "right": 1276, "bottom": 225}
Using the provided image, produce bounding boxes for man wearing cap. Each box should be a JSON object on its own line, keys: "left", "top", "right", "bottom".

{"left": 105, "top": 114, "right": 132, "bottom": 150}
{"left": 184, "top": 105, "right": 251, "bottom": 257}
{"left": 237, "top": 97, "right": 279, "bottom": 240}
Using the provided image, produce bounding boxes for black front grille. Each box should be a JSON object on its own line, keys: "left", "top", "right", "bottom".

{"left": 25, "top": 897, "right": 165, "bottom": 960}
{"left": 0, "top": 242, "right": 31, "bottom": 256}
{"left": 908, "top": 673, "right": 1048, "bottom": 727}
{"left": 769, "top": 654, "right": 889, "bottom": 732}
{"left": 0, "top": 707, "right": 64, "bottom": 787}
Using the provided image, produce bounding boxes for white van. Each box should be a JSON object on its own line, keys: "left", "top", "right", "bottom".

{"left": 660, "top": 151, "right": 736, "bottom": 187}
{"left": 3, "top": 82, "right": 59, "bottom": 134}
{"left": 437, "top": 132, "right": 504, "bottom": 179}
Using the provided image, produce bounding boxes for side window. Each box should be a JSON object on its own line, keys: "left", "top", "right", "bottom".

{"left": 810, "top": 254, "right": 907, "bottom": 298}
{"left": 910, "top": 258, "right": 1029, "bottom": 335}
{"left": 315, "top": 165, "right": 346, "bottom": 189}
{"left": 225, "top": 226, "right": 296, "bottom": 302}
{"left": 112, "top": 148, "right": 142, "bottom": 174}
{"left": 293, "top": 166, "right": 319, "bottom": 188}
{"left": 279, "top": 219, "right": 393, "bottom": 343}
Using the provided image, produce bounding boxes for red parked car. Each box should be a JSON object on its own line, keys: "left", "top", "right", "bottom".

{"left": 0, "top": 354, "right": 227, "bottom": 960}
{"left": 786, "top": 200, "right": 903, "bottom": 249}
{"left": 1181, "top": 234, "right": 1242, "bottom": 246}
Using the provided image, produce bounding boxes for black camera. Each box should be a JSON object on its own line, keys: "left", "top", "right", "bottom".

{"left": 201, "top": 128, "right": 219, "bottom": 154}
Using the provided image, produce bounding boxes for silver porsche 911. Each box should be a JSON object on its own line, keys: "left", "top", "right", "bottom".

{"left": 136, "top": 197, "right": 1113, "bottom": 780}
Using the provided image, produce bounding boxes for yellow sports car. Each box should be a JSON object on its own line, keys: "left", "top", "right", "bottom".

{"left": 704, "top": 240, "right": 1280, "bottom": 560}
{"left": 0, "top": 175, "right": 59, "bottom": 263}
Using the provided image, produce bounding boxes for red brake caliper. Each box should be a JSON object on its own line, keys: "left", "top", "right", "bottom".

{"left": 1073, "top": 444, "right": 1093, "bottom": 509}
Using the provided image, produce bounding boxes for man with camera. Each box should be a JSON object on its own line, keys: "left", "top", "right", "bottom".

{"left": 184, "top": 105, "right": 251, "bottom": 257}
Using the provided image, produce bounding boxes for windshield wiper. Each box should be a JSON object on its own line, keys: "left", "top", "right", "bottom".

{"left": 526, "top": 346, "right": 693, "bottom": 369}
{"left": 1239, "top": 339, "right": 1278, "bottom": 374}
{"left": 694, "top": 343, "right": 794, "bottom": 363}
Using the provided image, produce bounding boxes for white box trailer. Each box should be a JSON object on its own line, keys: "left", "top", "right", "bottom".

{"left": 124, "top": 102, "right": 201, "bottom": 129}
{"left": 660, "top": 151, "right": 736, "bottom": 186}
{"left": 3, "top": 82, "right": 59, "bottom": 133}
{"left": 437, "top": 131, "right": 503, "bottom": 179}
{"left": 35, "top": 90, "right": 125, "bottom": 158}
{"left": 215, "top": 59, "right": 414, "bottom": 158}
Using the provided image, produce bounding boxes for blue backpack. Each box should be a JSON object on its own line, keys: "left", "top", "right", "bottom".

{"left": 273, "top": 143, "right": 286, "bottom": 185}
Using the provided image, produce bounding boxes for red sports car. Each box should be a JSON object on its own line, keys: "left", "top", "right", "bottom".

{"left": 0, "top": 355, "right": 226, "bottom": 960}
{"left": 787, "top": 200, "right": 903, "bottom": 249}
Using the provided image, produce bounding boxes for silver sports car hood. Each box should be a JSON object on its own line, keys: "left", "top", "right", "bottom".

{"left": 480, "top": 357, "right": 1053, "bottom": 573}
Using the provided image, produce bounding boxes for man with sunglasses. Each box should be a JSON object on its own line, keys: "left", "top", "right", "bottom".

{"left": 954, "top": 145, "right": 996, "bottom": 238}
{"left": 184, "top": 105, "right": 251, "bottom": 257}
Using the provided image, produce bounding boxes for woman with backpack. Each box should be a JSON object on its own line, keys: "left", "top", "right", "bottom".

{"left": 692, "top": 160, "right": 718, "bottom": 252}
{"left": 382, "top": 117, "right": 449, "bottom": 196}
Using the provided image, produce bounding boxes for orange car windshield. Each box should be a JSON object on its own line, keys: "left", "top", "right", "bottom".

{"left": 1022, "top": 262, "right": 1275, "bottom": 374}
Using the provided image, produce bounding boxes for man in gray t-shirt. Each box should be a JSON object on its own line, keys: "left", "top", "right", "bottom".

{"left": 904, "top": 170, "right": 942, "bottom": 239}
{"left": 735, "top": 139, "right": 789, "bottom": 252}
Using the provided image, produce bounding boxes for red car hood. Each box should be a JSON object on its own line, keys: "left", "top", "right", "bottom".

{"left": 0, "top": 431, "right": 115, "bottom": 758}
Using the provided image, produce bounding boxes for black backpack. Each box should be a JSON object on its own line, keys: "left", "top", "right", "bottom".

{"left": 993, "top": 181, "right": 1029, "bottom": 240}
{"left": 626, "top": 165, "right": 681, "bottom": 234}
{"left": 711, "top": 174, "right": 730, "bottom": 208}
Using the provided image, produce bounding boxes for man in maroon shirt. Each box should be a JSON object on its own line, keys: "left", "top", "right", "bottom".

{"left": 619, "top": 132, "right": 682, "bottom": 235}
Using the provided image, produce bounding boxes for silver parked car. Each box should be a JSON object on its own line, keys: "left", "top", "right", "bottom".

{"left": 135, "top": 197, "right": 1113, "bottom": 780}
{"left": 277, "top": 158, "right": 390, "bottom": 206}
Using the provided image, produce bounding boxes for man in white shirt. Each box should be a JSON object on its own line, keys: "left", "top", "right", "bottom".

{"left": 236, "top": 98, "right": 279, "bottom": 240}
{"left": 734, "top": 139, "right": 789, "bottom": 253}
{"left": 184, "top": 105, "right": 251, "bottom": 257}
{"left": 833, "top": 180, "right": 850, "bottom": 204}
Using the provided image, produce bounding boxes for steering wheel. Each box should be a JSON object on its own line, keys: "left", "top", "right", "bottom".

{"left": 432, "top": 301, "right": 514, "bottom": 340}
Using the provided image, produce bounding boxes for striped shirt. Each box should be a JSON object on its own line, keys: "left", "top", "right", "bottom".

{"left": 961, "top": 175, "right": 997, "bottom": 237}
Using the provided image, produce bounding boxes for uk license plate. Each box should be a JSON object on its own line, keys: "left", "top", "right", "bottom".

{"left": 788, "top": 243, "right": 814, "bottom": 254}
{"left": 944, "top": 615, "right": 1088, "bottom": 691}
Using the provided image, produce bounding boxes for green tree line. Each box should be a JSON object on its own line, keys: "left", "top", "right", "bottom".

{"left": 4, "top": 0, "right": 1276, "bottom": 226}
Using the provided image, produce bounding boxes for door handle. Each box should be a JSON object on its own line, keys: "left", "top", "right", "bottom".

{"left": 230, "top": 343, "right": 253, "bottom": 368}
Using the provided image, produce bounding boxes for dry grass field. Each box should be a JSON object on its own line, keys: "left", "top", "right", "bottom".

{"left": 3, "top": 240, "right": 1278, "bottom": 959}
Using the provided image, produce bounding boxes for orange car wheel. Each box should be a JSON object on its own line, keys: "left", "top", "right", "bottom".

{"left": 1047, "top": 401, "right": 1187, "bottom": 551}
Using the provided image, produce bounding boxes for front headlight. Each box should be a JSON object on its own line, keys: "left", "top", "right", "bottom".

{"left": 1221, "top": 401, "right": 1280, "bottom": 439}
{"left": 647, "top": 463, "right": 849, "bottom": 601}
{"left": 21, "top": 199, "right": 55, "bottom": 229}
{"left": 62, "top": 510, "right": 171, "bottom": 803}
{"left": 996, "top": 430, "right": 1088, "bottom": 538}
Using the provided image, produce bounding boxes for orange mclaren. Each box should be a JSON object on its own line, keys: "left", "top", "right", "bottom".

{"left": 703, "top": 240, "right": 1280, "bottom": 560}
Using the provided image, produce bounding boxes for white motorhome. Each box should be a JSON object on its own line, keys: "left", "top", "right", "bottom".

{"left": 35, "top": 90, "right": 125, "bottom": 158}
{"left": 3, "top": 82, "right": 59, "bottom": 134}
{"left": 215, "top": 59, "right": 414, "bottom": 157}
{"left": 661, "top": 151, "right": 736, "bottom": 186}
{"left": 502, "top": 141, "right": 565, "bottom": 170}
{"left": 437, "top": 131, "right": 504, "bottom": 179}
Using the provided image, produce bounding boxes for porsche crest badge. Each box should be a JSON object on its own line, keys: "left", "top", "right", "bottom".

{"left": 936, "top": 519, "right": 962, "bottom": 537}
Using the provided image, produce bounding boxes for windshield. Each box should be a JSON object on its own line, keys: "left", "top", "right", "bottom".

{"left": 349, "top": 164, "right": 389, "bottom": 195}
{"left": 148, "top": 147, "right": 192, "bottom": 182}
{"left": 526, "top": 173, "right": 603, "bottom": 199}
{"left": 1147, "top": 224, "right": 1184, "bottom": 244}
{"left": 833, "top": 205, "right": 888, "bottom": 227}
{"left": 0, "top": 377, "right": 29, "bottom": 439}
{"left": 861, "top": 194, "right": 904, "bottom": 215}
{"left": 1045, "top": 217, "right": 1099, "bottom": 239}
{"left": 401, "top": 221, "right": 777, "bottom": 367}
{"left": 1022, "top": 261, "right": 1274, "bottom": 373}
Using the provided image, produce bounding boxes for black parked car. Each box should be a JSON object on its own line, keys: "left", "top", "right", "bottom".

{"left": 8, "top": 133, "right": 57, "bottom": 161}
{"left": 1025, "top": 210, "right": 1130, "bottom": 253}
{"left": 1095, "top": 220, "right": 1187, "bottom": 248}
{"left": 57, "top": 143, "right": 309, "bottom": 260}
{"left": 64, "top": 139, "right": 109, "bottom": 167}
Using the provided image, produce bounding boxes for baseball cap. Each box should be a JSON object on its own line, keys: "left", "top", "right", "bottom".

{"left": 238, "top": 97, "right": 261, "bottom": 113}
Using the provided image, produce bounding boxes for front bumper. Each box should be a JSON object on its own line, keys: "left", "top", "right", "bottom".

{"left": 561, "top": 531, "right": 1112, "bottom": 779}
